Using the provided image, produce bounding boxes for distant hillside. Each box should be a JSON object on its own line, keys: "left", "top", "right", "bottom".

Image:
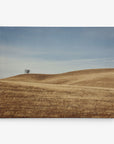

{"left": 2, "top": 68, "right": 114, "bottom": 88}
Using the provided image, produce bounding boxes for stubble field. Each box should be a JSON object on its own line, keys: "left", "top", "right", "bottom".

{"left": 0, "top": 68, "right": 114, "bottom": 118}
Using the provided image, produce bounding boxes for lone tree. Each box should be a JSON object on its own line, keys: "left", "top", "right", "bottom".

{"left": 25, "top": 69, "right": 30, "bottom": 74}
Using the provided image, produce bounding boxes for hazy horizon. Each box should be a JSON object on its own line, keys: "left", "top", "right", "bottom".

{"left": 0, "top": 27, "right": 114, "bottom": 78}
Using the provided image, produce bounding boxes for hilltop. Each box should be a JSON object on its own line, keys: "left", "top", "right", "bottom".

{"left": 3, "top": 68, "right": 114, "bottom": 88}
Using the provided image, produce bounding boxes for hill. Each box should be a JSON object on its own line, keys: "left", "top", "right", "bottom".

{"left": 0, "top": 68, "right": 114, "bottom": 118}
{"left": 4, "top": 68, "right": 114, "bottom": 88}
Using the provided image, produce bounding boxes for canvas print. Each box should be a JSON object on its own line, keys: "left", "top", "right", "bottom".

{"left": 0, "top": 27, "right": 114, "bottom": 118}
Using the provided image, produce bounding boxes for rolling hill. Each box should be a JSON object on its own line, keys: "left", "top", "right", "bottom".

{"left": 0, "top": 68, "right": 114, "bottom": 118}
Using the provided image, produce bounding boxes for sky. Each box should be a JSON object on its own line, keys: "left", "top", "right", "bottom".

{"left": 0, "top": 27, "right": 114, "bottom": 78}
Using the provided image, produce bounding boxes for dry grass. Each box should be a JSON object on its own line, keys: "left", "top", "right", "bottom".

{"left": 0, "top": 68, "right": 114, "bottom": 118}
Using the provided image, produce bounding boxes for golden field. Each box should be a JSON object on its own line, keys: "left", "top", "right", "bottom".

{"left": 0, "top": 68, "right": 114, "bottom": 118}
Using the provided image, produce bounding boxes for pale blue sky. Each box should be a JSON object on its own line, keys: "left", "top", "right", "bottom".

{"left": 0, "top": 27, "right": 114, "bottom": 78}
